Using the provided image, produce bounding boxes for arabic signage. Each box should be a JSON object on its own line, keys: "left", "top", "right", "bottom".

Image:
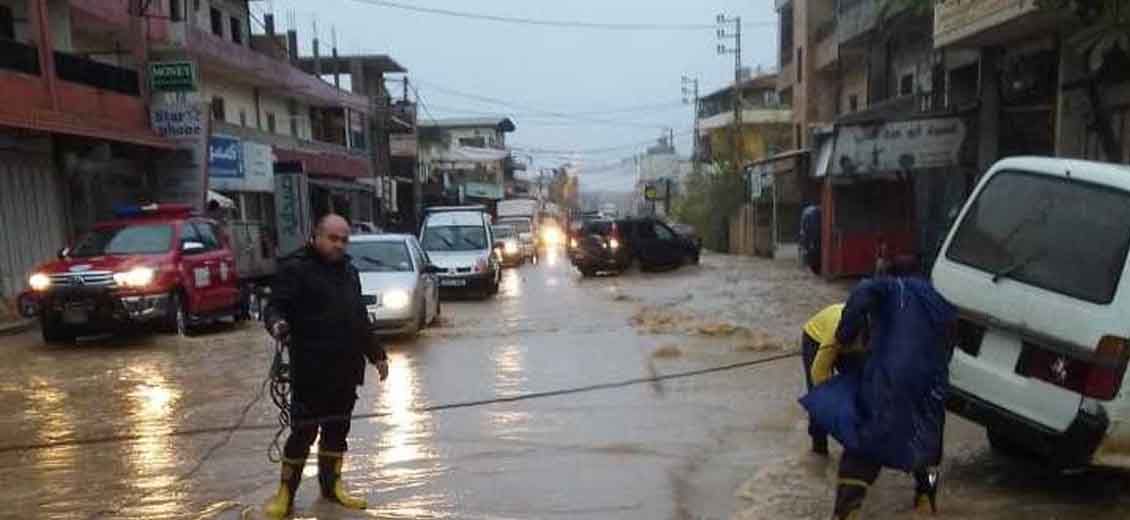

{"left": 934, "top": 0, "right": 1037, "bottom": 48}
{"left": 829, "top": 117, "right": 967, "bottom": 176}
{"left": 208, "top": 135, "right": 243, "bottom": 178}
{"left": 274, "top": 172, "right": 312, "bottom": 256}
{"left": 149, "top": 61, "right": 197, "bottom": 92}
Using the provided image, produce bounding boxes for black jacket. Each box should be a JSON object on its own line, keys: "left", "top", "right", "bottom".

{"left": 266, "top": 246, "right": 386, "bottom": 389}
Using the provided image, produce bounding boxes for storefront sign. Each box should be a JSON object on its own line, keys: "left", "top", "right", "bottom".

{"left": 242, "top": 141, "right": 274, "bottom": 192}
{"left": 934, "top": 0, "right": 1037, "bottom": 48}
{"left": 644, "top": 184, "right": 660, "bottom": 201}
{"left": 208, "top": 135, "right": 243, "bottom": 178}
{"left": 151, "top": 103, "right": 205, "bottom": 139}
{"left": 464, "top": 181, "right": 504, "bottom": 200}
{"left": 274, "top": 172, "right": 311, "bottom": 256}
{"left": 830, "top": 118, "right": 967, "bottom": 176}
{"left": 149, "top": 61, "right": 197, "bottom": 92}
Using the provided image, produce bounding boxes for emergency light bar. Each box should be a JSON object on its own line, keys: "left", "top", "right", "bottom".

{"left": 112, "top": 203, "right": 194, "bottom": 219}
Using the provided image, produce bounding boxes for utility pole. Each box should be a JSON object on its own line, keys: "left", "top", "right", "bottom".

{"left": 682, "top": 75, "right": 701, "bottom": 175}
{"left": 716, "top": 14, "right": 743, "bottom": 176}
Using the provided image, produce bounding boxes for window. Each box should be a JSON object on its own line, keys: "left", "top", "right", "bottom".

{"left": 230, "top": 16, "right": 242, "bottom": 44}
{"left": 179, "top": 223, "right": 202, "bottom": 250}
{"left": 239, "top": 110, "right": 247, "bottom": 126}
{"left": 421, "top": 226, "right": 487, "bottom": 251}
{"left": 347, "top": 241, "right": 414, "bottom": 272}
{"left": 459, "top": 137, "right": 487, "bottom": 148}
{"left": 210, "top": 97, "right": 225, "bottom": 122}
{"left": 637, "top": 223, "right": 658, "bottom": 240}
{"left": 170, "top": 0, "right": 183, "bottom": 22}
{"left": 71, "top": 225, "right": 174, "bottom": 257}
{"left": 947, "top": 170, "right": 1130, "bottom": 304}
{"left": 849, "top": 94, "right": 859, "bottom": 112}
{"left": 193, "top": 222, "right": 222, "bottom": 251}
{"left": 289, "top": 114, "right": 298, "bottom": 137}
{"left": 654, "top": 223, "right": 676, "bottom": 241}
{"left": 267, "top": 113, "right": 277, "bottom": 133}
{"left": 210, "top": 7, "right": 223, "bottom": 37}
{"left": 796, "top": 47, "right": 804, "bottom": 84}
{"left": 900, "top": 73, "right": 914, "bottom": 96}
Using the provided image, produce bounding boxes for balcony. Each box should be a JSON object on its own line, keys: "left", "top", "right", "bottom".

{"left": 0, "top": 39, "right": 41, "bottom": 76}
{"left": 813, "top": 18, "right": 839, "bottom": 71}
{"left": 838, "top": 0, "right": 880, "bottom": 46}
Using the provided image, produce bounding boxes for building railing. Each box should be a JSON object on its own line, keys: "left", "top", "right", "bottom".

{"left": 0, "top": 39, "right": 41, "bottom": 75}
{"left": 54, "top": 51, "right": 140, "bottom": 96}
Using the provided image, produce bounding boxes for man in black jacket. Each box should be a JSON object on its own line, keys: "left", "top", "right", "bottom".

{"left": 263, "top": 213, "right": 389, "bottom": 518}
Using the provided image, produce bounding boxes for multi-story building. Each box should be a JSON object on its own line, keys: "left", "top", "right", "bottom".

{"left": 417, "top": 117, "right": 515, "bottom": 210}
{"left": 697, "top": 72, "right": 792, "bottom": 164}
{"left": 0, "top": 0, "right": 176, "bottom": 300}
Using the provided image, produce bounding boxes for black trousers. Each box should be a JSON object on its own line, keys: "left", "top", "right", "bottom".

{"left": 800, "top": 333, "right": 827, "bottom": 442}
{"left": 283, "top": 383, "right": 358, "bottom": 460}
{"left": 834, "top": 450, "right": 935, "bottom": 515}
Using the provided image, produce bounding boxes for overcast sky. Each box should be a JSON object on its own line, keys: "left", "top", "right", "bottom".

{"left": 257, "top": 1, "right": 780, "bottom": 191}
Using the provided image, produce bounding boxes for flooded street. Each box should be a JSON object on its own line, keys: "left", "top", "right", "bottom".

{"left": 1, "top": 250, "right": 1129, "bottom": 519}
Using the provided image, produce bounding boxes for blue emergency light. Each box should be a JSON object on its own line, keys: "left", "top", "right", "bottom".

{"left": 112, "top": 203, "right": 194, "bottom": 219}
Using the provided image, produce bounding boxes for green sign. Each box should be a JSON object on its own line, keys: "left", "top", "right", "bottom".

{"left": 149, "top": 61, "right": 197, "bottom": 92}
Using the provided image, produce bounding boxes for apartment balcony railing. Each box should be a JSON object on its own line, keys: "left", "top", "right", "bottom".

{"left": 0, "top": 39, "right": 41, "bottom": 75}
{"left": 54, "top": 51, "right": 140, "bottom": 96}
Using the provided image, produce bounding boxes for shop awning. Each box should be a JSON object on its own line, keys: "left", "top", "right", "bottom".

{"left": 274, "top": 147, "right": 371, "bottom": 180}
{"left": 827, "top": 117, "right": 967, "bottom": 176}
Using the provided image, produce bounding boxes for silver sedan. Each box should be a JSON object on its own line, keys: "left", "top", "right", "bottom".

{"left": 347, "top": 234, "right": 442, "bottom": 337}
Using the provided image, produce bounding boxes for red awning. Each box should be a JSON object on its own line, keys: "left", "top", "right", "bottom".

{"left": 0, "top": 107, "right": 175, "bottom": 150}
{"left": 273, "top": 147, "right": 370, "bottom": 179}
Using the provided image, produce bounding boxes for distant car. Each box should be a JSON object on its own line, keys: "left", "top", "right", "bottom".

{"left": 420, "top": 206, "right": 502, "bottom": 299}
{"left": 497, "top": 216, "right": 537, "bottom": 262}
{"left": 347, "top": 234, "right": 441, "bottom": 337}
{"left": 492, "top": 224, "right": 524, "bottom": 267}
{"left": 616, "top": 217, "right": 701, "bottom": 270}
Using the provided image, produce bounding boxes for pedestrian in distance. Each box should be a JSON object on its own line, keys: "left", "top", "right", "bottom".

{"left": 799, "top": 303, "right": 868, "bottom": 456}
{"left": 800, "top": 255, "right": 956, "bottom": 519}
{"left": 263, "top": 213, "right": 390, "bottom": 519}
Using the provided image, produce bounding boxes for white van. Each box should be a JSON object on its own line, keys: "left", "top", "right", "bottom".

{"left": 933, "top": 157, "right": 1130, "bottom": 468}
{"left": 419, "top": 206, "right": 502, "bottom": 299}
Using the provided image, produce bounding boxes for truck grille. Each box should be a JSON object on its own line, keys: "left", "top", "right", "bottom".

{"left": 49, "top": 271, "right": 116, "bottom": 288}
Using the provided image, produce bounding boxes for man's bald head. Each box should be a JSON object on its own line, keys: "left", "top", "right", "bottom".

{"left": 312, "top": 213, "right": 350, "bottom": 263}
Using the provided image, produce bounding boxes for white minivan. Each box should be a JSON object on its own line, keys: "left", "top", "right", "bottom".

{"left": 933, "top": 157, "right": 1130, "bottom": 468}
{"left": 419, "top": 206, "right": 502, "bottom": 299}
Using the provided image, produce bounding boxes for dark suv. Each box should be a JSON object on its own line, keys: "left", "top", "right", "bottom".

{"left": 569, "top": 217, "right": 701, "bottom": 277}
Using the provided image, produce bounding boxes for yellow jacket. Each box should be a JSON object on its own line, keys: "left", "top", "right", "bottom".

{"left": 804, "top": 304, "right": 864, "bottom": 385}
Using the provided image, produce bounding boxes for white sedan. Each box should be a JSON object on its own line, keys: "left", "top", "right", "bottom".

{"left": 348, "top": 234, "right": 441, "bottom": 337}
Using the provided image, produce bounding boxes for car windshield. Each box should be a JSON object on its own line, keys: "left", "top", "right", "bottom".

{"left": 584, "top": 221, "right": 615, "bottom": 235}
{"left": 69, "top": 224, "right": 174, "bottom": 257}
{"left": 493, "top": 226, "right": 516, "bottom": 239}
{"left": 422, "top": 226, "right": 488, "bottom": 251}
{"left": 347, "top": 241, "right": 414, "bottom": 272}
{"left": 498, "top": 218, "right": 531, "bottom": 234}
{"left": 947, "top": 170, "right": 1130, "bottom": 304}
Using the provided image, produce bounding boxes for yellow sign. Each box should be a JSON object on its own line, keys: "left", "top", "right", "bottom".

{"left": 644, "top": 185, "right": 659, "bottom": 201}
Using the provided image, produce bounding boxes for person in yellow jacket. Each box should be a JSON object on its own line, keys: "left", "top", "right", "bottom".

{"left": 801, "top": 303, "right": 867, "bottom": 455}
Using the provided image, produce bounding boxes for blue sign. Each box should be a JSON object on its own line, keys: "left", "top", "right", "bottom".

{"left": 208, "top": 135, "right": 243, "bottom": 178}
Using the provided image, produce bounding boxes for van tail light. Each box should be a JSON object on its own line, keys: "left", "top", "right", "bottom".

{"left": 1017, "top": 335, "right": 1130, "bottom": 401}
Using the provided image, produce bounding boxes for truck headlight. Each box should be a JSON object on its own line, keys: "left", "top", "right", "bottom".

{"left": 29, "top": 273, "right": 51, "bottom": 291}
{"left": 114, "top": 267, "right": 156, "bottom": 288}
{"left": 504, "top": 240, "right": 519, "bottom": 255}
{"left": 382, "top": 289, "right": 411, "bottom": 310}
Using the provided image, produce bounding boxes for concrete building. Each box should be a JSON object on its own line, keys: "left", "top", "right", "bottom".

{"left": 634, "top": 136, "right": 691, "bottom": 217}
{"left": 698, "top": 72, "right": 792, "bottom": 165}
{"left": 417, "top": 117, "right": 516, "bottom": 210}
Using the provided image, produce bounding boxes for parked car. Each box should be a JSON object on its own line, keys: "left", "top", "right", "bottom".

{"left": 492, "top": 224, "right": 524, "bottom": 267}
{"left": 19, "top": 204, "right": 241, "bottom": 343}
{"left": 420, "top": 206, "right": 502, "bottom": 299}
{"left": 933, "top": 157, "right": 1130, "bottom": 469}
{"left": 347, "top": 234, "right": 441, "bottom": 337}
{"left": 669, "top": 222, "right": 703, "bottom": 251}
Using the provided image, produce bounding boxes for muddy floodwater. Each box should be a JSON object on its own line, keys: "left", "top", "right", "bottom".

{"left": 1, "top": 249, "right": 1128, "bottom": 519}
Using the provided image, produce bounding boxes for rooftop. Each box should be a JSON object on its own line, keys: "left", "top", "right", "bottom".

{"left": 702, "top": 73, "right": 780, "bottom": 101}
{"left": 295, "top": 54, "right": 407, "bottom": 75}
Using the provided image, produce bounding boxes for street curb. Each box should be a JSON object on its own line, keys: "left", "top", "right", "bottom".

{"left": 0, "top": 318, "right": 36, "bottom": 336}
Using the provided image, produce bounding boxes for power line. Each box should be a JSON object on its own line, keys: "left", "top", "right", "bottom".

{"left": 344, "top": 0, "right": 755, "bottom": 31}
{"left": 513, "top": 129, "right": 693, "bottom": 155}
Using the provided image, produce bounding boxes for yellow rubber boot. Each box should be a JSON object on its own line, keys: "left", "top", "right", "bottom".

{"left": 264, "top": 458, "right": 304, "bottom": 519}
{"left": 318, "top": 452, "right": 368, "bottom": 510}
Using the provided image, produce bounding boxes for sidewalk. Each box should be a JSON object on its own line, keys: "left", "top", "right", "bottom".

{"left": 0, "top": 300, "right": 35, "bottom": 336}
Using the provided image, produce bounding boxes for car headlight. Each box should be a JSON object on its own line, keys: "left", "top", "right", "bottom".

{"left": 29, "top": 273, "right": 51, "bottom": 291}
{"left": 569, "top": 238, "right": 578, "bottom": 248}
{"left": 609, "top": 238, "right": 620, "bottom": 250}
{"left": 504, "top": 241, "right": 519, "bottom": 254}
{"left": 382, "top": 289, "right": 411, "bottom": 310}
{"left": 113, "top": 267, "right": 156, "bottom": 288}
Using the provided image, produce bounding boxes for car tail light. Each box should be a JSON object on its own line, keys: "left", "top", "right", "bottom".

{"left": 1017, "top": 335, "right": 1129, "bottom": 401}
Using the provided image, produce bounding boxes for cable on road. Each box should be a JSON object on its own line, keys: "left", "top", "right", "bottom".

{"left": 0, "top": 350, "right": 801, "bottom": 455}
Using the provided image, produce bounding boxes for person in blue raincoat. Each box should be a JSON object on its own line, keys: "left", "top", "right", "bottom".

{"left": 800, "top": 256, "right": 956, "bottom": 519}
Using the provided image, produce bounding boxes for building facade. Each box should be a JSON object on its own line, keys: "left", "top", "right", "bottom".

{"left": 417, "top": 117, "right": 516, "bottom": 211}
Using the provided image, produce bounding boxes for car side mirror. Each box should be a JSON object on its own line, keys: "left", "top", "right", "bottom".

{"left": 57, "top": 247, "right": 69, "bottom": 259}
{"left": 425, "top": 264, "right": 444, "bottom": 274}
{"left": 182, "top": 241, "right": 206, "bottom": 254}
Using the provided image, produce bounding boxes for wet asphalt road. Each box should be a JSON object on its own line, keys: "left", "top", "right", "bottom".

{"left": 2, "top": 248, "right": 1130, "bottom": 519}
